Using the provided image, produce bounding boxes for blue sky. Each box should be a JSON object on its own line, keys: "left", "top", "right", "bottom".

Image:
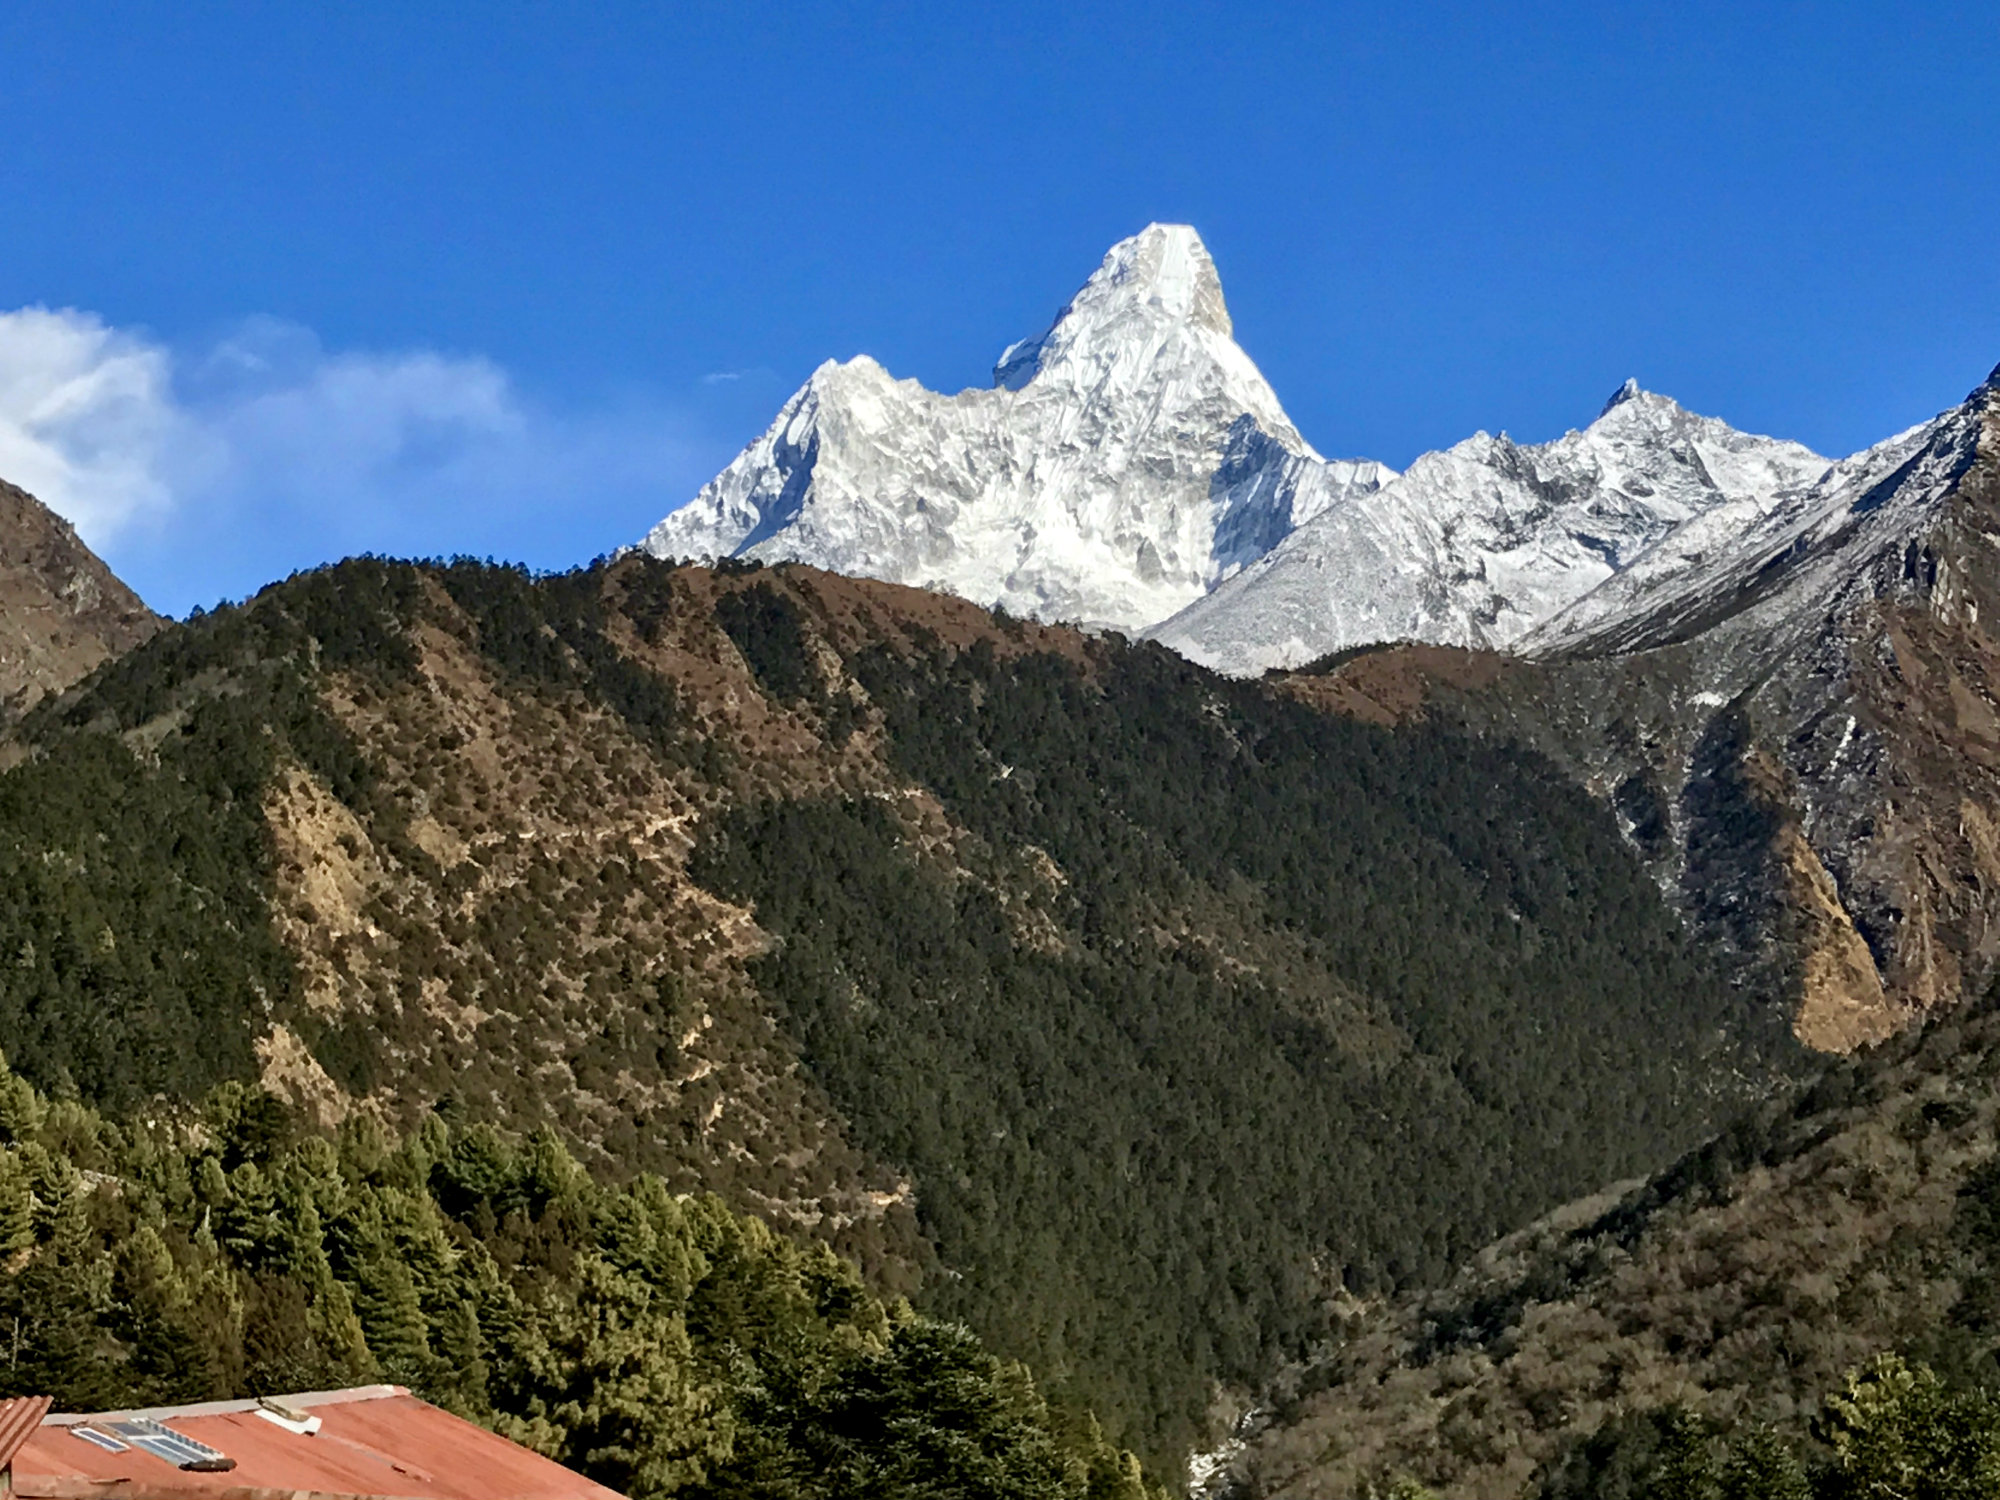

{"left": 2, "top": 1, "right": 1997, "bottom": 614}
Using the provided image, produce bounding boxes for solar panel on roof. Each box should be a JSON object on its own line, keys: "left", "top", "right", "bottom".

{"left": 105, "top": 1418, "right": 234, "bottom": 1470}
{"left": 67, "top": 1426, "right": 129, "bottom": 1453}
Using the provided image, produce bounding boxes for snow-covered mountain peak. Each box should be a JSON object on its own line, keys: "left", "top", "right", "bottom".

{"left": 642, "top": 225, "right": 1388, "bottom": 630}
{"left": 1150, "top": 387, "right": 1832, "bottom": 675}
{"left": 990, "top": 223, "right": 1265, "bottom": 420}
{"left": 996, "top": 226, "right": 1230, "bottom": 390}
{"left": 1066, "top": 222, "right": 1233, "bottom": 338}
{"left": 1527, "top": 362, "right": 2000, "bottom": 659}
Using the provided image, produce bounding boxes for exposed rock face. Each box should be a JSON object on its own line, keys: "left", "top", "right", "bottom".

{"left": 642, "top": 224, "right": 1393, "bottom": 630}
{"left": 0, "top": 477, "right": 159, "bottom": 715}
{"left": 1289, "top": 367, "right": 2000, "bottom": 1049}
{"left": 1153, "top": 382, "right": 1831, "bottom": 675}
{"left": 1784, "top": 825, "right": 1893, "bottom": 1052}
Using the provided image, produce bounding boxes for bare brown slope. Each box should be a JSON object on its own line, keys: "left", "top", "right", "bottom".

{"left": 0, "top": 478, "right": 159, "bottom": 715}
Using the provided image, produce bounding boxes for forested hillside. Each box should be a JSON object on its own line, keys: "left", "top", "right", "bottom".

{"left": 1201, "top": 987, "right": 2000, "bottom": 1498}
{"left": 0, "top": 1054, "right": 1150, "bottom": 1500}
{"left": 0, "top": 555, "right": 1796, "bottom": 1470}
{"left": 692, "top": 605, "right": 1803, "bottom": 1457}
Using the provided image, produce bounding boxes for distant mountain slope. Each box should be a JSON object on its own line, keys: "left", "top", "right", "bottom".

{"left": 1521, "top": 372, "right": 1985, "bottom": 660}
{"left": 0, "top": 554, "right": 1794, "bottom": 1471}
{"left": 0, "top": 477, "right": 159, "bottom": 716}
{"left": 1275, "top": 363, "right": 2000, "bottom": 1053}
{"left": 642, "top": 225, "right": 1392, "bottom": 629}
{"left": 1195, "top": 988, "right": 2000, "bottom": 1500}
{"left": 1152, "top": 383, "right": 1830, "bottom": 675}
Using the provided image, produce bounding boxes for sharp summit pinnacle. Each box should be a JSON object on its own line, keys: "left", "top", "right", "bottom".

{"left": 1600, "top": 377, "right": 1645, "bottom": 416}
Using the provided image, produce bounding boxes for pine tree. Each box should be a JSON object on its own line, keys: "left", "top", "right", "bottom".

{"left": 0, "top": 1055, "right": 44, "bottom": 1145}
{"left": 351, "top": 1238, "right": 433, "bottom": 1385}
{"left": 1716, "top": 1427, "right": 1809, "bottom": 1500}
{"left": 0, "top": 1152, "right": 32, "bottom": 1260}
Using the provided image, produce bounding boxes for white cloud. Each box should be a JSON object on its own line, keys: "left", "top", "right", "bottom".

{"left": 0, "top": 306, "right": 726, "bottom": 613}
{"left": 0, "top": 307, "right": 182, "bottom": 537}
{"left": 184, "top": 320, "right": 555, "bottom": 523}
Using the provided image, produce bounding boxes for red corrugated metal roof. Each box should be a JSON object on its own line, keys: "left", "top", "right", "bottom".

{"left": 11, "top": 1387, "right": 626, "bottom": 1500}
{"left": 0, "top": 1394, "right": 54, "bottom": 1470}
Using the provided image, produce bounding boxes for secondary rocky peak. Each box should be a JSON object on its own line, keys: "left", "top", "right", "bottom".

{"left": 1588, "top": 382, "right": 1702, "bottom": 432}
{"left": 1152, "top": 385, "right": 1831, "bottom": 676}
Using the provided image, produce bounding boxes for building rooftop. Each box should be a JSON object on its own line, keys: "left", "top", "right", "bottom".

{"left": 0, "top": 1396, "right": 53, "bottom": 1472}
{"left": 8, "top": 1385, "right": 626, "bottom": 1500}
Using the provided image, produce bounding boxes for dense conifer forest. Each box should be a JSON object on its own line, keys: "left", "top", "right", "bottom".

{"left": 0, "top": 555, "right": 1800, "bottom": 1475}
{"left": 691, "top": 613, "right": 1801, "bottom": 1458}
{"left": 1197, "top": 989, "right": 2000, "bottom": 1497}
{"left": 0, "top": 1055, "right": 1152, "bottom": 1500}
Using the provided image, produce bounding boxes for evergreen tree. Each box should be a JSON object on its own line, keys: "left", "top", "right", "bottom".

{"left": 1817, "top": 1355, "right": 2000, "bottom": 1500}
{"left": 1717, "top": 1428, "right": 1810, "bottom": 1500}
{"left": 0, "top": 1069, "right": 1156, "bottom": 1500}
{"left": 0, "top": 1152, "right": 32, "bottom": 1260}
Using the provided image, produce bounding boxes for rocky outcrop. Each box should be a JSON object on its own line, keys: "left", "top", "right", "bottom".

{"left": 0, "top": 477, "right": 159, "bottom": 716}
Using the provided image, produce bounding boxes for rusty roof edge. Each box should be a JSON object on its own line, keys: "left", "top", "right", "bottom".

{"left": 0, "top": 1395, "right": 55, "bottom": 1469}
{"left": 15, "top": 1478, "right": 434, "bottom": 1500}
{"left": 43, "top": 1388, "right": 408, "bottom": 1425}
